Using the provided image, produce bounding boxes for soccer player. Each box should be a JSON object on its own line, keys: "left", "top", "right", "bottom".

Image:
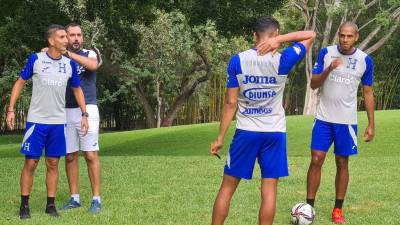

{"left": 6, "top": 24, "right": 88, "bottom": 219}
{"left": 61, "top": 23, "right": 102, "bottom": 213}
{"left": 306, "top": 21, "right": 374, "bottom": 224}
{"left": 210, "top": 16, "right": 315, "bottom": 225}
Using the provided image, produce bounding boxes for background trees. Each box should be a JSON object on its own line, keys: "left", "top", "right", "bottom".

{"left": 276, "top": 0, "right": 400, "bottom": 115}
{"left": 0, "top": 0, "right": 399, "bottom": 133}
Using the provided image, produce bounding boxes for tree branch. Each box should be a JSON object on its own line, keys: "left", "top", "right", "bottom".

{"left": 352, "top": 0, "right": 379, "bottom": 23}
{"left": 161, "top": 48, "right": 213, "bottom": 126}
{"left": 321, "top": 0, "right": 333, "bottom": 47}
{"left": 359, "top": 18, "right": 376, "bottom": 31}
{"left": 358, "top": 25, "right": 381, "bottom": 50}
{"left": 359, "top": 6, "right": 400, "bottom": 50}
{"left": 331, "top": 8, "right": 348, "bottom": 45}
{"left": 90, "top": 20, "right": 104, "bottom": 67}
{"left": 365, "top": 17, "right": 400, "bottom": 54}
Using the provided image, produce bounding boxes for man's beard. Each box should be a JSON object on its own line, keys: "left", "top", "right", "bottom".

{"left": 71, "top": 42, "right": 81, "bottom": 52}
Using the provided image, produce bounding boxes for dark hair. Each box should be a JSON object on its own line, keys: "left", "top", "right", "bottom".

{"left": 45, "top": 24, "right": 65, "bottom": 40}
{"left": 65, "top": 22, "right": 81, "bottom": 31}
{"left": 253, "top": 16, "right": 280, "bottom": 36}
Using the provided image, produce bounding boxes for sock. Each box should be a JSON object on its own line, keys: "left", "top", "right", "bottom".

{"left": 71, "top": 194, "right": 80, "bottom": 203}
{"left": 335, "top": 199, "right": 344, "bottom": 209}
{"left": 21, "top": 195, "right": 29, "bottom": 207}
{"left": 306, "top": 198, "right": 315, "bottom": 207}
{"left": 47, "top": 197, "right": 55, "bottom": 206}
{"left": 93, "top": 196, "right": 101, "bottom": 203}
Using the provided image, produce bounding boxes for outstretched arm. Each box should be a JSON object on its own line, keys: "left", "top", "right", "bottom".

{"left": 7, "top": 78, "right": 26, "bottom": 130}
{"left": 257, "top": 30, "right": 316, "bottom": 55}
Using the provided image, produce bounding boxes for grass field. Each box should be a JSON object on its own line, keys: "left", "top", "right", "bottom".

{"left": 0, "top": 110, "right": 399, "bottom": 225}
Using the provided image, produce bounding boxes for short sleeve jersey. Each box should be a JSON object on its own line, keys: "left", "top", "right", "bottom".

{"left": 226, "top": 43, "right": 306, "bottom": 132}
{"left": 312, "top": 45, "right": 374, "bottom": 124}
{"left": 20, "top": 52, "right": 80, "bottom": 124}
{"left": 65, "top": 49, "right": 98, "bottom": 108}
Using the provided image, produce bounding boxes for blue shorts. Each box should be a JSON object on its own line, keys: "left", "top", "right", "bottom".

{"left": 20, "top": 122, "right": 67, "bottom": 159}
{"left": 310, "top": 119, "right": 358, "bottom": 156}
{"left": 224, "top": 129, "right": 288, "bottom": 180}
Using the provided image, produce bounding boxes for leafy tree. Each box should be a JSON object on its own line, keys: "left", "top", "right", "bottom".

{"left": 0, "top": 0, "right": 69, "bottom": 132}
{"left": 122, "top": 10, "right": 248, "bottom": 128}
{"left": 277, "top": 0, "right": 400, "bottom": 115}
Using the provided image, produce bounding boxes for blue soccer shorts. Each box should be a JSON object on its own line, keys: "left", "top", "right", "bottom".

{"left": 224, "top": 129, "right": 288, "bottom": 180}
{"left": 20, "top": 122, "right": 67, "bottom": 159}
{"left": 310, "top": 119, "right": 358, "bottom": 156}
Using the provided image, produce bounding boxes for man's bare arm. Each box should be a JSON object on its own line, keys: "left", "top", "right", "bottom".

{"left": 6, "top": 78, "right": 26, "bottom": 129}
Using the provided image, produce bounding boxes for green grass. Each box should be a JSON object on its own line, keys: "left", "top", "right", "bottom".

{"left": 0, "top": 110, "right": 399, "bottom": 225}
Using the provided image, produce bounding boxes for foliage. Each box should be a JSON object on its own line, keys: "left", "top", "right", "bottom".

{"left": 0, "top": 0, "right": 399, "bottom": 132}
{"left": 121, "top": 10, "right": 249, "bottom": 127}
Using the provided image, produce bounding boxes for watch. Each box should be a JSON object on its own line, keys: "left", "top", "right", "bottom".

{"left": 82, "top": 112, "right": 89, "bottom": 117}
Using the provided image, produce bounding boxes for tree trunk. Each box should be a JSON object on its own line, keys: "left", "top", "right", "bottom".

{"left": 302, "top": 0, "right": 319, "bottom": 115}
{"left": 303, "top": 80, "right": 319, "bottom": 115}
{"left": 162, "top": 75, "right": 209, "bottom": 126}
{"left": 155, "top": 75, "right": 162, "bottom": 128}
{"left": 134, "top": 83, "right": 156, "bottom": 128}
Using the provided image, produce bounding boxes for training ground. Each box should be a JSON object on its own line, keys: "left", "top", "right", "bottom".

{"left": 0, "top": 110, "right": 399, "bottom": 225}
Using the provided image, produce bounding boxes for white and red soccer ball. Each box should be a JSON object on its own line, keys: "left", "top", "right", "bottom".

{"left": 291, "top": 203, "right": 316, "bottom": 225}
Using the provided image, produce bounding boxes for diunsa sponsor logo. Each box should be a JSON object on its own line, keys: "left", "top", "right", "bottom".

{"left": 243, "top": 88, "right": 277, "bottom": 101}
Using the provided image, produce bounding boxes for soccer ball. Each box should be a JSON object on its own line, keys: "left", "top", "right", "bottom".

{"left": 291, "top": 203, "right": 315, "bottom": 225}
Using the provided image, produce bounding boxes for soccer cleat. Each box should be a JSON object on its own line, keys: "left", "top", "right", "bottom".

{"left": 332, "top": 208, "right": 346, "bottom": 224}
{"left": 61, "top": 197, "right": 81, "bottom": 210}
{"left": 45, "top": 204, "right": 60, "bottom": 217}
{"left": 19, "top": 205, "right": 31, "bottom": 219}
{"left": 89, "top": 200, "right": 101, "bottom": 214}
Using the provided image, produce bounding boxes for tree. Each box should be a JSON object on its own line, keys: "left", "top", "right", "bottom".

{"left": 0, "top": 0, "right": 69, "bottom": 132}
{"left": 280, "top": 0, "right": 400, "bottom": 115}
{"left": 122, "top": 10, "right": 246, "bottom": 128}
{"left": 157, "top": 0, "right": 284, "bottom": 37}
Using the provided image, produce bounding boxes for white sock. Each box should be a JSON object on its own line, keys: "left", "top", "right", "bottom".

{"left": 71, "top": 194, "right": 80, "bottom": 203}
{"left": 93, "top": 196, "right": 101, "bottom": 203}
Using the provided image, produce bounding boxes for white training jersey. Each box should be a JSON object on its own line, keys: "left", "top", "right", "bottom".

{"left": 20, "top": 52, "right": 80, "bottom": 124}
{"left": 312, "top": 45, "right": 374, "bottom": 125}
{"left": 227, "top": 43, "right": 306, "bottom": 132}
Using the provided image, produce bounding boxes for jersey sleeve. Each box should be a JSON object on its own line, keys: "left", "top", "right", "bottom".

{"left": 69, "top": 60, "right": 80, "bottom": 88}
{"left": 278, "top": 42, "right": 306, "bottom": 75}
{"left": 87, "top": 50, "right": 98, "bottom": 59}
{"left": 226, "top": 54, "right": 241, "bottom": 88}
{"left": 361, "top": 56, "right": 374, "bottom": 86}
{"left": 19, "top": 53, "right": 38, "bottom": 80}
{"left": 312, "top": 48, "right": 328, "bottom": 75}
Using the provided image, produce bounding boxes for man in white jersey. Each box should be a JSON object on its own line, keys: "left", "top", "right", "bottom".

{"left": 305, "top": 22, "right": 374, "bottom": 224}
{"left": 210, "top": 16, "right": 315, "bottom": 225}
{"left": 60, "top": 23, "right": 102, "bottom": 214}
{"left": 6, "top": 24, "right": 88, "bottom": 219}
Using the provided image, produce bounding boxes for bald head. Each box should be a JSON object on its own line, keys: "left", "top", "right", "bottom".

{"left": 338, "top": 21, "right": 359, "bottom": 53}
{"left": 339, "top": 21, "right": 359, "bottom": 34}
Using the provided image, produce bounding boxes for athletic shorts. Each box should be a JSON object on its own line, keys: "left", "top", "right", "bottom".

{"left": 20, "top": 122, "right": 66, "bottom": 159}
{"left": 66, "top": 104, "right": 100, "bottom": 153}
{"left": 224, "top": 129, "right": 288, "bottom": 180}
{"left": 310, "top": 119, "right": 358, "bottom": 156}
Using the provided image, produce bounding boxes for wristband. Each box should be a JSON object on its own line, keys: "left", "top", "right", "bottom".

{"left": 82, "top": 112, "right": 89, "bottom": 117}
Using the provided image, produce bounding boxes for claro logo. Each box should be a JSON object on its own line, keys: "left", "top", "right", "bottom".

{"left": 243, "top": 88, "right": 277, "bottom": 101}
{"left": 41, "top": 78, "right": 66, "bottom": 87}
